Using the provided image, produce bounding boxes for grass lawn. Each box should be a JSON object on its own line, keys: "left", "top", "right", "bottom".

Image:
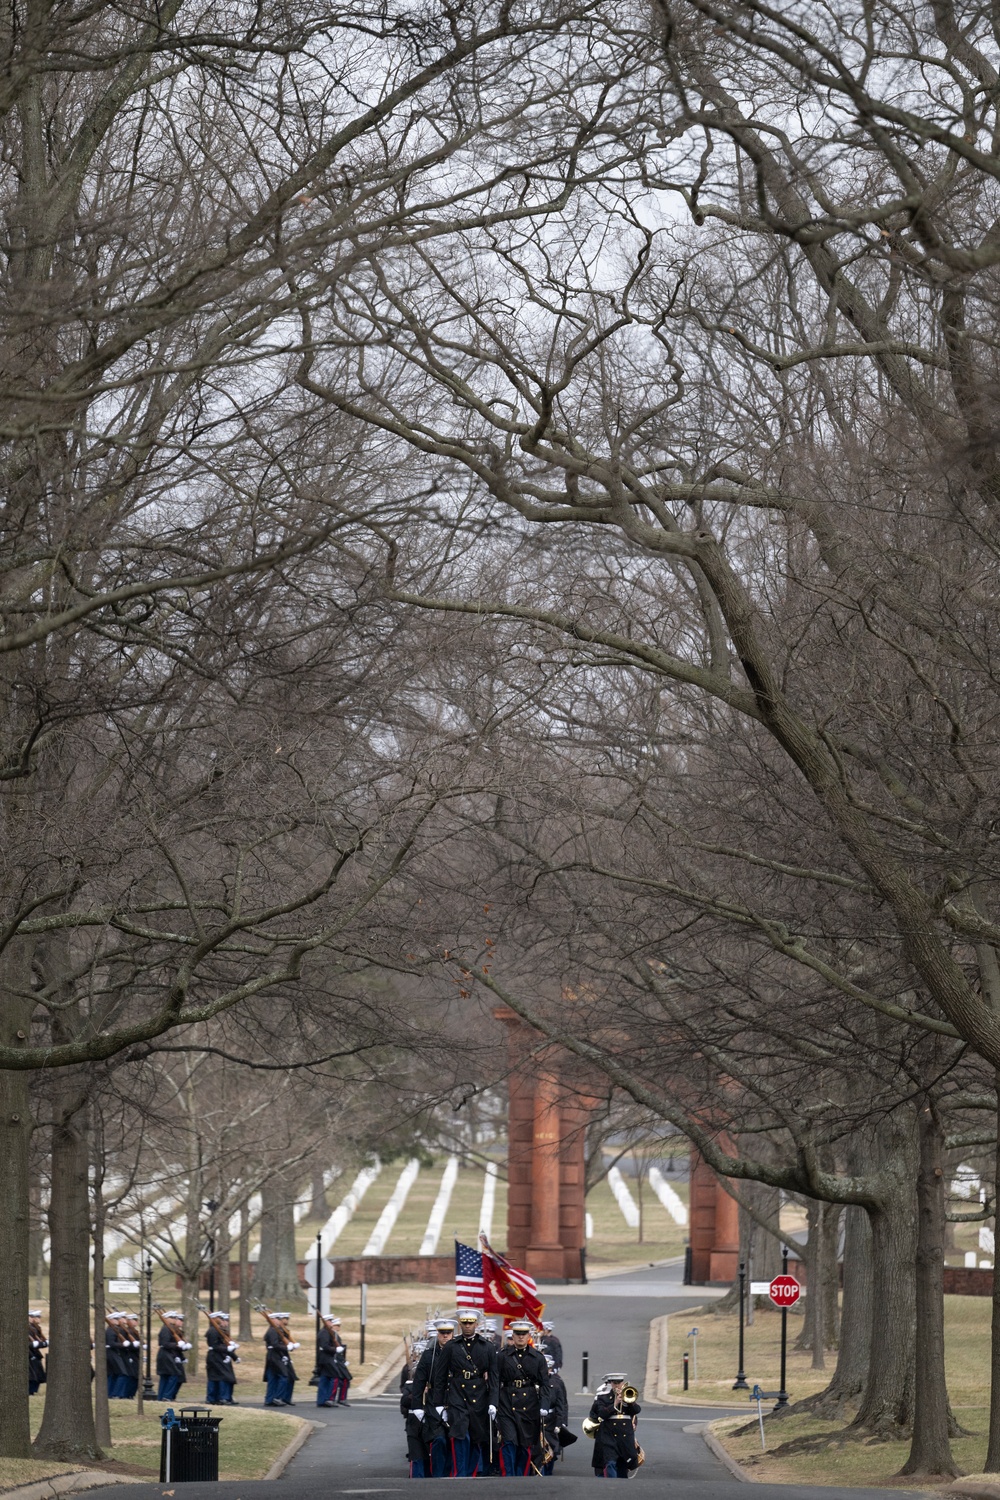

{"left": 585, "top": 1171, "right": 689, "bottom": 1269}
{"left": 103, "top": 1405, "right": 301, "bottom": 1479}
{"left": 18, "top": 1403, "right": 301, "bottom": 1483}
{"left": 0, "top": 1457, "right": 87, "bottom": 1492}
{"left": 699, "top": 1295, "right": 992, "bottom": 1486}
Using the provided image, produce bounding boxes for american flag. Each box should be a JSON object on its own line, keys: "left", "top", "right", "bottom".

{"left": 455, "top": 1241, "right": 485, "bottom": 1308}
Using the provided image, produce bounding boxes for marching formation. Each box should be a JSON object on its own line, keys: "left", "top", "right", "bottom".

{"left": 397, "top": 1314, "right": 630, "bottom": 1479}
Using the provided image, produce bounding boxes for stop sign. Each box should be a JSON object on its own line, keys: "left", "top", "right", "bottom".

{"left": 769, "top": 1274, "right": 801, "bottom": 1307}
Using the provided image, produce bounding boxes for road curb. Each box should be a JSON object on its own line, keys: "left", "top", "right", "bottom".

{"left": 0, "top": 1471, "right": 136, "bottom": 1500}
{"left": 643, "top": 1306, "right": 707, "bottom": 1404}
{"left": 356, "top": 1340, "right": 406, "bottom": 1398}
{"left": 703, "top": 1421, "right": 755, "bottom": 1483}
{"left": 262, "top": 1417, "right": 320, "bottom": 1480}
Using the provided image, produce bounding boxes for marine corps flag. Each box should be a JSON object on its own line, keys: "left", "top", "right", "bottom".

{"left": 479, "top": 1233, "right": 546, "bottom": 1327}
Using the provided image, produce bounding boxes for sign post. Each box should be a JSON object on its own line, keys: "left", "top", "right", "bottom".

{"left": 768, "top": 1249, "right": 801, "bottom": 1409}
{"left": 360, "top": 1283, "right": 368, "bottom": 1366}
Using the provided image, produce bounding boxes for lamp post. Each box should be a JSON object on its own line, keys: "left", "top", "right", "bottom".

{"left": 733, "top": 1261, "right": 749, "bottom": 1390}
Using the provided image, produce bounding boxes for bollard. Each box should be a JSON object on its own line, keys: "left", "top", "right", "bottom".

{"left": 582, "top": 1351, "right": 590, "bottom": 1393}
{"left": 683, "top": 1352, "right": 689, "bottom": 1391}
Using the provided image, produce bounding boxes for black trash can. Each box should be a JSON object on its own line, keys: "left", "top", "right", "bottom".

{"left": 160, "top": 1406, "right": 223, "bottom": 1482}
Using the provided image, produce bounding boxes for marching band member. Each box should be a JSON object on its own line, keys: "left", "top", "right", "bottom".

{"left": 585, "top": 1373, "right": 641, "bottom": 1479}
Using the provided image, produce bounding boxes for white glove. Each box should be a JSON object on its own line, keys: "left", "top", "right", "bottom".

{"left": 540, "top": 1408, "right": 551, "bottom": 1417}
{"left": 228, "top": 1343, "right": 239, "bottom": 1352}
{"left": 181, "top": 1341, "right": 192, "bottom": 1350}
{"left": 437, "top": 1406, "right": 448, "bottom": 1422}
{"left": 132, "top": 1341, "right": 141, "bottom": 1348}
{"left": 412, "top": 1408, "right": 424, "bottom": 1420}
{"left": 31, "top": 1341, "right": 39, "bottom": 1348}
{"left": 289, "top": 1341, "right": 301, "bottom": 1349}
{"left": 488, "top": 1404, "right": 497, "bottom": 1418}
{"left": 223, "top": 1356, "right": 232, "bottom": 1364}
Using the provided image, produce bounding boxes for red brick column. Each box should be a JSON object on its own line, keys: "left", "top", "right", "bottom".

{"left": 494, "top": 1008, "right": 596, "bottom": 1282}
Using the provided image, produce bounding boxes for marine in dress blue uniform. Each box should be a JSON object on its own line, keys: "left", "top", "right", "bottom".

{"left": 205, "top": 1312, "right": 239, "bottom": 1403}
{"left": 410, "top": 1321, "right": 455, "bottom": 1477}
{"left": 587, "top": 1374, "right": 640, "bottom": 1478}
{"left": 497, "top": 1321, "right": 551, "bottom": 1476}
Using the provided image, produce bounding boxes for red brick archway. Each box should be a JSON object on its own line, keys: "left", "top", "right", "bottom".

{"left": 494, "top": 1007, "right": 599, "bottom": 1282}
{"left": 688, "top": 1149, "right": 740, "bottom": 1284}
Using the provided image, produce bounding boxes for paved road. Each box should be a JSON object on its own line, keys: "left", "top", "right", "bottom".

{"left": 83, "top": 1263, "right": 917, "bottom": 1499}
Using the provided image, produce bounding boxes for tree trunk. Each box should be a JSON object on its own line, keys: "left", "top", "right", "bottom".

{"left": 849, "top": 1121, "right": 918, "bottom": 1438}
{"left": 985, "top": 1077, "right": 1000, "bottom": 1469}
{"left": 254, "top": 1170, "right": 302, "bottom": 1306}
{"left": 309, "top": 1166, "right": 330, "bottom": 1220}
{"left": 802, "top": 1204, "right": 872, "bottom": 1418}
{"left": 821, "top": 1202, "right": 842, "bottom": 1351}
{"left": 0, "top": 961, "right": 35, "bottom": 1458}
{"left": 899, "top": 1099, "right": 957, "bottom": 1477}
{"left": 215, "top": 1214, "right": 231, "bottom": 1316}
{"left": 92, "top": 1140, "right": 112, "bottom": 1452}
{"left": 34, "top": 1066, "right": 100, "bottom": 1459}
{"left": 795, "top": 1200, "right": 824, "bottom": 1366}
{"left": 238, "top": 1203, "right": 252, "bottom": 1341}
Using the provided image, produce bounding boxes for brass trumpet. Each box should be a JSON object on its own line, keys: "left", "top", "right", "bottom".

{"left": 622, "top": 1385, "right": 638, "bottom": 1404}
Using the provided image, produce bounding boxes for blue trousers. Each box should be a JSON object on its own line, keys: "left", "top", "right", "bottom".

{"left": 123, "top": 1377, "right": 138, "bottom": 1399}
{"left": 451, "top": 1437, "right": 481, "bottom": 1477}
{"left": 279, "top": 1375, "right": 296, "bottom": 1404}
{"left": 409, "top": 1458, "right": 426, "bottom": 1478}
{"left": 500, "top": 1442, "right": 532, "bottom": 1476}
{"left": 264, "top": 1371, "right": 284, "bottom": 1404}
{"left": 598, "top": 1459, "right": 629, "bottom": 1478}
{"left": 316, "top": 1375, "right": 335, "bottom": 1405}
{"left": 157, "top": 1375, "right": 182, "bottom": 1401}
{"left": 430, "top": 1435, "right": 453, "bottom": 1477}
{"left": 206, "top": 1379, "right": 235, "bottom": 1403}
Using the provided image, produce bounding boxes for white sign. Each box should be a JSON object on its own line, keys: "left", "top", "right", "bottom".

{"left": 108, "top": 1279, "right": 140, "bottom": 1294}
{"left": 749, "top": 1281, "right": 772, "bottom": 1294}
{"left": 303, "top": 1257, "right": 335, "bottom": 1288}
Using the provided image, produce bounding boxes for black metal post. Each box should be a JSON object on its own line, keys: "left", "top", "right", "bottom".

{"left": 683, "top": 1352, "right": 689, "bottom": 1391}
{"left": 315, "top": 1233, "right": 322, "bottom": 1372}
{"left": 143, "top": 1255, "right": 154, "bottom": 1398}
{"left": 582, "top": 1350, "right": 589, "bottom": 1392}
{"left": 776, "top": 1245, "right": 789, "bottom": 1408}
{"left": 733, "top": 1260, "right": 749, "bottom": 1389}
{"left": 683, "top": 1244, "right": 692, "bottom": 1285}
{"left": 359, "top": 1283, "right": 367, "bottom": 1366}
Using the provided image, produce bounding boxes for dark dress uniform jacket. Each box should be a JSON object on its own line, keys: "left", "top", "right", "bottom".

{"left": 206, "top": 1327, "right": 237, "bottom": 1386}
{"left": 28, "top": 1335, "right": 47, "bottom": 1387}
{"left": 316, "top": 1327, "right": 340, "bottom": 1377}
{"left": 497, "top": 1344, "right": 550, "bottom": 1448}
{"left": 156, "top": 1324, "right": 187, "bottom": 1384}
{"left": 264, "top": 1326, "right": 294, "bottom": 1381}
{"left": 410, "top": 1343, "right": 448, "bottom": 1442}
{"left": 588, "top": 1390, "right": 641, "bottom": 1473}
{"left": 400, "top": 1377, "right": 429, "bottom": 1466}
{"left": 543, "top": 1372, "right": 569, "bottom": 1456}
{"left": 106, "top": 1326, "right": 128, "bottom": 1382}
{"left": 121, "top": 1328, "right": 140, "bottom": 1383}
{"left": 432, "top": 1333, "right": 498, "bottom": 1444}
